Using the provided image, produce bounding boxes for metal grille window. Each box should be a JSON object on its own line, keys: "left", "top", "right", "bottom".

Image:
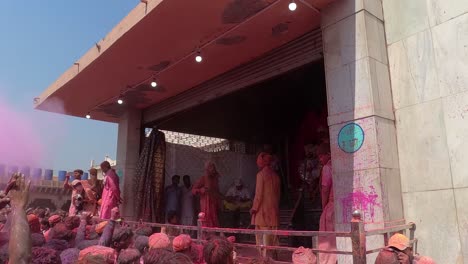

{"left": 146, "top": 128, "right": 231, "bottom": 153}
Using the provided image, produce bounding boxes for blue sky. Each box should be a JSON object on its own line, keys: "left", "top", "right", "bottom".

{"left": 0, "top": 1, "right": 138, "bottom": 172}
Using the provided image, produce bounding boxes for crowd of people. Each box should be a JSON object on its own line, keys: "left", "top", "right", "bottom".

{"left": 0, "top": 144, "right": 436, "bottom": 263}
{"left": 62, "top": 161, "right": 119, "bottom": 220}
{"left": 0, "top": 172, "right": 243, "bottom": 263}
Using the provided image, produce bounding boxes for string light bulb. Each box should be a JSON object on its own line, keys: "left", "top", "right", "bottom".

{"left": 85, "top": 113, "right": 91, "bottom": 119}
{"left": 117, "top": 98, "right": 123, "bottom": 105}
{"left": 195, "top": 51, "right": 203, "bottom": 63}
{"left": 150, "top": 79, "right": 158, "bottom": 88}
{"left": 289, "top": 0, "right": 297, "bottom": 11}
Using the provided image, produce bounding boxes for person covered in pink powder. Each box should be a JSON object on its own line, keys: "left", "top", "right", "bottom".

{"left": 317, "top": 143, "right": 336, "bottom": 264}
{"left": 192, "top": 161, "right": 222, "bottom": 227}
{"left": 99, "top": 161, "right": 122, "bottom": 220}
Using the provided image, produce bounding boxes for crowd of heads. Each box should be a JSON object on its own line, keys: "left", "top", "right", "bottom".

{"left": 0, "top": 202, "right": 241, "bottom": 263}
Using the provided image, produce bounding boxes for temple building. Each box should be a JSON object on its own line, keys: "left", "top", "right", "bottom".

{"left": 34, "top": 0, "right": 468, "bottom": 262}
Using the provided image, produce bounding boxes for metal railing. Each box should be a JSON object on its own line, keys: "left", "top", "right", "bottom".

{"left": 120, "top": 210, "right": 416, "bottom": 264}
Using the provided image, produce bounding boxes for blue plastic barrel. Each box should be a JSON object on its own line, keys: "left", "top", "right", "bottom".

{"left": 32, "top": 168, "right": 42, "bottom": 180}
{"left": 8, "top": 165, "right": 19, "bottom": 175}
{"left": 82, "top": 172, "right": 89, "bottom": 180}
{"left": 44, "top": 169, "right": 53, "bottom": 180}
{"left": 21, "top": 166, "right": 30, "bottom": 177}
{"left": 0, "top": 164, "right": 5, "bottom": 177}
{"left": 58, "top": 171, "right": 67, "bottom": 182}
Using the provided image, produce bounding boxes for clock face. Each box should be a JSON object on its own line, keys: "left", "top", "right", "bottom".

{"left": 338, "top": 123, "right": 365, "bottom": 153}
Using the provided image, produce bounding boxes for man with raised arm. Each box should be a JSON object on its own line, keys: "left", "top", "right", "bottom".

{"left": 8, "top": 173, "right": 32, "bottom": 264}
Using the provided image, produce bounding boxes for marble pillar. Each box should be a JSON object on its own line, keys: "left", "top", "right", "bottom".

{"left": 116, "top": 109, "right": 142, "bottom": 220}
{"left": 383, "top": 0, "right": 468, "bottom": 262}
{"left": 321, "top": 0, "right": 403, "bottom": 262}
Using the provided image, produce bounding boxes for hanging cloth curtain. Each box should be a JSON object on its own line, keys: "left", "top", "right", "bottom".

{"left": 134, "top": 129, "right": 166, "bottom": 222}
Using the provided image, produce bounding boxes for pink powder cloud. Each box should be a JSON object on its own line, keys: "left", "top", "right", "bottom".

{"left": 0, "top": 93, "right": 67, "bottom": 171}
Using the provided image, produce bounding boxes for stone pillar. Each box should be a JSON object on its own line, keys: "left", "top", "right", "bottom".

{"left": 321, "top": 0, "right": 403, "bottom": 262}
{"left": 116, "top": 109, "right": 142, "bottom": 220}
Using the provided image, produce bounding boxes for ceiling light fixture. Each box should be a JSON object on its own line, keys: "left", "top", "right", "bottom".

{"left": 150, "top": 78, "right": 158, "bottom": 88}
{"left": 289, "top": 0, "right": 297, "bottom": 11}
{"left": 195, "top": 51, "right": 203, "bottom": 63}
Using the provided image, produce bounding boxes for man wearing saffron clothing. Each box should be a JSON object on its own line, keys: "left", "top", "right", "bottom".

{"left": 99, "top": 161, "right": 122, "bottom": 220}
{"left": 317, "top": 143, "right": 336, "bottom": 264}
{"left": 251, "top": 152, "right": 280, "bottom": 258}
{"left": 192, "top": 161, "right": 221, "bottom": 227}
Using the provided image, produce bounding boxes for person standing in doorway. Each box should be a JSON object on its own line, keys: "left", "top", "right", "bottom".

{"left": 99, "top": 161, "right": 122, "bottom": 220}
{"left": 192, "top": 161, "right": 222, "bottom": 227}
{"left": 180, "top": 175, "right": 195, "bottom": 226}
{"left": 317, "top": 143, "right": 336, "bottom": 264}
{"left": 251, "top": 152, "right": 280, "bottom": 258}
{"left": 165, "top": 175, "right": 182, "bottom": 223}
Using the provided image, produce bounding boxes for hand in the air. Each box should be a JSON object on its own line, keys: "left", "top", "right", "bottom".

{"left": 80, "top": 212, "right": 92, "bottom": 222}
{"left": 397, "top": 252, "right": 410, "bottom": 264}
{"left": 111, "top": 207, "right": 120, "bottom": 221}
{"left": 8, "top": 174, "right": 31, "bottom": 209}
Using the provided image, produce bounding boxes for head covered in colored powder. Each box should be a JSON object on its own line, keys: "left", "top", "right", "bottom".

{"left": 172, "top": 234, "right": 192, "bottom": 252}
{"left": 203, "top": 238, "right": 234, "bottom": 264}
{"left": 205, "top": 160, "right": 218, "bottom": 177}
{"left": 292, "top": 247, "right": 317, "bottom": 264}
{"left": 78, "top": 245, "right": 117, "bottom": 264}
{"left": 27, "top": 214, "right": 41, "bottom": 233}
{"left": 100, "top": 161, "right": 112, "bottom": 174}
{"left": 256, "top": 152, "right": 272, "bottom": 169}
{"left": 148, "top": 233, "right": 170, "bottom": 250}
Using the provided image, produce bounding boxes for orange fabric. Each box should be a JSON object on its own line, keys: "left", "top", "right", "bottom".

{"left": 28, "top": 214, "right": 41, "bottom": 233}
{"left": 318, "top": 160, "right": 336, "bottom": 264}
{"left": 148, "top": 233, "right": 170, "bottom": 249}
{"left": 78, "top": 245, "right": 116, "bottom": 263}
{"left": 388, "top": 233, "right": 410, "bottom": 251}
{"left": 48, "top": 215, "right": 61, "bottom": 225}
{"left": 172, "top": 234, "right": 192, "bottom": 252}
{"left": 252, "top": 166, "right": 280, "bottom": 227}
{"left": 95, "top": 221, "right": 108, "bottom": 234}
{"left": 256, "top": 152, "right": 273, "bottom": 169}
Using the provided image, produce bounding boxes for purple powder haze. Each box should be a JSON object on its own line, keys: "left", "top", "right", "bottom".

{"left": 0, "top": 98, "right": 44, "bottom": 168}
{"left": 0, "top": 94, "right": 67, "bottom": 171}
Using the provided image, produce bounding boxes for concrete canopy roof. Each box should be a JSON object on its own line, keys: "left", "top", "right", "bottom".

{"left": 34, "top": 0, "right": 334, "bottom": 123}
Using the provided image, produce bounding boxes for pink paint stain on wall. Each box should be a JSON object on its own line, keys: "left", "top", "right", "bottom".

{"left": 340, "top": 186, "right": 380, "bottom": 223}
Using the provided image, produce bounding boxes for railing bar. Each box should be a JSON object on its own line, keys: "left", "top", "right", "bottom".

{"left": 236, "top": 257, "right": 292, "bottom": 264}
{"left": 366, "top": 248, "right": 383, "bottom": 254}
{"left": 231, "top": 243, "right": 353, "bottom": 255}
{"left": 200, "top": 227, "right": 352, "bottom": 237}
{"left": 365, "top": 224, "right": 414, "bottom": 236}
